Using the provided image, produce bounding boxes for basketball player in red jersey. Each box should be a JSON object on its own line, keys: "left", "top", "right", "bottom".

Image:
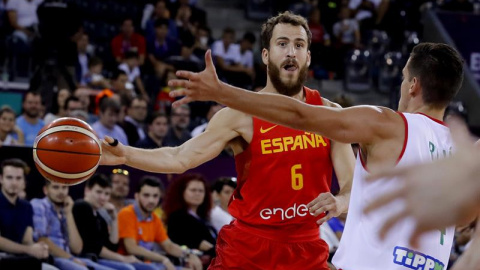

{"left": 100, "top": 12, "right": 355, "bottom": 270}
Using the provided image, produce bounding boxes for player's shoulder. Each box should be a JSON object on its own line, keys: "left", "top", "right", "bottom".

{"left": 320, "top": 97, "right": 342, "bottom": 108}
{"left": 211, "top": 107, "right": 252, "bottom": 126}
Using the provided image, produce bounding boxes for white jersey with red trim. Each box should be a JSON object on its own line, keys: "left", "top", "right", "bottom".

{"left": 332, "top": 112, "right": 454, "bottom": 270}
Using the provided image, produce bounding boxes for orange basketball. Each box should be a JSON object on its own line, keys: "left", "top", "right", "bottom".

{"left": 33, "top": 117, "right": 102, "bottom": 185}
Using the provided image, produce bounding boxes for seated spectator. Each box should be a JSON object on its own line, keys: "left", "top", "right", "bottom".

{"left": 92, "top": 98, "right": 129, "bottom": 146}
{"left": 16, "top": 91, "right": 44, "bottom": 146}
{"left": 174, "top": 4, "right": 196, "bottom": 45}
{"left": 75, "top": 33, "right": 92, "bottom": 85}
{"left": 72, "top": 88, "right": 98, "bottom": 124}
{"left": 308, "top": 7, "right": 332, "bottom": 72}
{"left": 109, "top": 69, "right": 135, "bottom": 99}
{"left": 0, "top": 158, "right": 54, "bottom": 270}
{"left": 136, "top": 112, "right": 169, "bottom": 149}
{"left": 106, "top": 168, "right": 135, "bottom": 212}
{"left": 238, "top": 32, "right": 255, "bottom": 73}
{"left": 73, "top": 174, "right": 151, "bottom": 270}
{"left": 117, "top": 177, "right": 202, "bottom": 270}
{"left": 170, "top": 0, "right": 206, "bottom": 27}
{"left": 154, "top": 70, "right": 177, "bottom": 113}
{"left": 121, "top": 97, "right": 148, "bottom": 146}
{"left": 32, "top": 180, "right": 110, "bottom": 270}
{"left": 143, "top": 0, "right": 177, "bottom": 41}
{"left": 190, "top": 102, "right": 222, "bottom": 137}
{"left": 83, "top": 57, "right": 110, "bottom": 90}
{"left": 333, "top": 7, "right": 361, "bottom": 78}
{"left": 192, "top": 25, "right": 213, "bottom": 61}
{"left": 44, "top": 89, "right": 70, "bottom": 125}
{"left": 348, "top": 0, "right": 389, "bottom": 33}
{"left": 210, "top": 177, "right": 236, "bottom": 232}
{"left": 111, "top": 18, "right": 146, "bottom": 65}
{"left": 212, "top": 28, "right": 253, "bottom": 88}
{"left": 147, "top": 18, "right": 180, "bottom": 79}
{"left": 6, "top": 0, "right": 42, "bottom": 76}
{"left": 0, "top": 106, "right": 24, "bottom": 146}
{"left": 118, "top": 51, "right": 149, "bottom": 102}
{"left": 164, "top": 174, "right": 217, "bottom": 267}
{"left": 164, "top": 104, "right": 191, "bottom": 146}
{"left": 166, "top": 34, "right": 202, "bottom": 72}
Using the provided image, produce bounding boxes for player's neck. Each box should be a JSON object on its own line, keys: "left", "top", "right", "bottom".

{"left": 409, "top": 105, "right": 446, "bottom": 122}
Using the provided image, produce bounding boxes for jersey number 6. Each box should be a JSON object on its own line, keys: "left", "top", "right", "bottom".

{"left": 291, "top": 164, "right": 304, "bottom": 190}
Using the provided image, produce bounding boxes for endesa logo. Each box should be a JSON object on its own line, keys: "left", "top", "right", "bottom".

{"left": 259, "top": 203, "right": 314, "bottom": 221}
{"left": 393, "top": 246, "right": 444, "bottom": 270}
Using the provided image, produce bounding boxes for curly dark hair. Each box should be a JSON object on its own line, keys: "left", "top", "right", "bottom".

{"left": 261, "top": 11, "right": 311, "bottom": 50}
{"left": 163, "top": 173, "right": 212, "bottom": 221}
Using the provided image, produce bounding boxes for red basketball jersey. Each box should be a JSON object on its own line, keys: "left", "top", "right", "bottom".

{"left": 229, "top": 87, "right": 333, "bottom": 240}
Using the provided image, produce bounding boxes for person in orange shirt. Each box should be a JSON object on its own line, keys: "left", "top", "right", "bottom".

{"left": 117, "top": 177, "right": 202, "bottom": 270}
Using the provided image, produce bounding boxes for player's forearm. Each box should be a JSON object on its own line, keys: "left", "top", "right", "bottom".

{"left": 124, "top": 146, "right": 189, "bottom": 173}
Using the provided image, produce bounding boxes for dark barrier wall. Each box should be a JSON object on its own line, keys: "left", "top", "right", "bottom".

{"left": 0, "top": 146, "right": 237, "bottom": 200}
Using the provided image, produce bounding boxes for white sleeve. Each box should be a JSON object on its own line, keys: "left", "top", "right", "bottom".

{"left": 6, "top": 0, "right": 20, "bottom": 11}
{"left": 211, "top": 41, "right": 223, "bottom": 58}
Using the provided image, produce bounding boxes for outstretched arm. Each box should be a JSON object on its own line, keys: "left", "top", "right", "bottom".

{"left": 169, "top": 50, "right": 401, "bottom": 145}
{"left": 100, "top": 108, "right": 240, "bottom": 173}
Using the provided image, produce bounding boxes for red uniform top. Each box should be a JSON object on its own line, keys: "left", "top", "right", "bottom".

{"left": 111, "top": 33, "right": 146, "bottom": 60}
{"left": 229, "top": 87, "right": 333, "bottom": 241}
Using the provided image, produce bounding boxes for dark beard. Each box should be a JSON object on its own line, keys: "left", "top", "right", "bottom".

{"left": 268, "top": 58, "right": 308, "bottom": 96}
{"left": 139, "top": 201, "right": 153, "bottom": 215}
{"left": 25, "top": 110, "right": 39, "bottom": 118}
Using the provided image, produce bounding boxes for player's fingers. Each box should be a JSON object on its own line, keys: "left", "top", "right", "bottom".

{"left": 379, "top": 210, "right": 408, "bottom": 240}
{"left": 409, "top": 228, "right": 423, "bottom": 249}
{"left": 175, "top": 70, "right": 197, "bottom": 80}
{"left": 307, "top": 193, "right": 331, "bottom": 208}
{"left": 311, "top": 205, "right": 332, "bottom": 217}
{"left": 317, "top": 213, "right": 333, "bottom": 225}
{"left": 169, "top": 88, "right": 188, "bottom": 98}
{"left": 364, "top": 188, "right": 404, "bottom": 214}
{"left": 168, "top": 79, "right": 190, "bottom": 88}
{"left": 172, "top": 97, "right": 194, "bottom": 108}
{"left": 205, "top": 49, "right": 215, "bottom": 71}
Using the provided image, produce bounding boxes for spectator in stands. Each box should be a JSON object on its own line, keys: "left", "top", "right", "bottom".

{"left": 333, "top": 7, "right": 361, "bottom": 78}
{"left": 118, "top": 51, "right": 149, "bottom": 102}
{"left": 212, "top": 28, "right": 253, "bottom": 88}
{"left": 92, "top": 98, "right": 129, "bottom": 146}
{"left": 83, "top": 57, "right": 110, "bottom": 90}
{"left": 117, "top": 176, "right": 202, "bottom": 270}
{"left": 76, "top": 33, "right": 91, "bottom": 85}
{"left": 136, "top": 112, "right": 169, "bottom": 149}
{"left": 16, "top": 91, "right": 44, "bottom": 146}
{"left": 308, "top": 7, "right": 332, "bottom": 72}
{"left": 73, "top": 174, "right": 151, "bottom": 270}
{"left": 147, "top": 18, "right": 180, "bottom": 79}
{"left": 166, "top": 34, "right": 202, "bottom": 72}
{"left": 192, "top": 25, "right": 213, "bottom": 61}
{"left": 111, "top": 18, "right": 146, "bottom": 65}
{"left": 109, "top": 69, "right": 133, "bottom": 98}
{"left": 0, "top": 106, "right": 24, "bottom": 146}
{"left": 143, "top": 0, "right": 177, "bottom": 41}
{"left": 73, "top": 88, "right": 98, "bottom": 124}
{"left": 441, "top": 0, "right": 474, "bottom": 12}
{"left": 190, "top": 102, "right": 222, "bottom": 137}
{"left": 174, "top": 4, "right": 196, "bottom": 45}
{"left": 164, "top": 174, "right": 217, "bottom": 267}
{"left": 164, "top": 104, "right": 191, "bottom": 146}
{"left": 43, "top": 89, "right": 70, "bottom": 125}
{"left": 349, "top": 0, "right": 389, "bottom": 33}
{"left": 32, "top": 180, "right": 109, "bottom": 270}
{"left": 6, "top": 0, "right": 42, "bottom": 75}
{"left": 121, "top": 97, "right": 148, "bottom": 146}
{"left": 0, "top": 158, "right": 55, "bottom": 270}
{"left": 108, "top": 168, "right": 135, "bottom": 212}
{"left": 170, "top": 0, "right": 206, "bottom": 27}
{"left": 210, "top": 177, "right": 236, "bottom": 233}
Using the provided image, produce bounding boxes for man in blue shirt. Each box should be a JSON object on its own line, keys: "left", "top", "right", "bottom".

{"left": 16, "top": 92, "right": 45, "bottom": 146}
{"left": 92, "top": 98, "right": 129, "bottom": 146}
{"left": 0, "top": 158, "right": 56, "bottom": 270}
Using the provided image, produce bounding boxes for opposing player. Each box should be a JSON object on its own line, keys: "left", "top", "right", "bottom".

{"left": 100, "top": 12, "right": 355, "bottom": 270}
{"left": 169, "top": 42, "right": 464, "bottom": 269}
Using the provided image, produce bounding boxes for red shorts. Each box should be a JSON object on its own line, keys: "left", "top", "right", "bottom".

{"left": 208, "top": 220, "right": 329, "bottom": 270}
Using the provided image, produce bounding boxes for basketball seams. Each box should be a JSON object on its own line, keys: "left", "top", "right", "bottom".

{"left": 35, "top": 125, "right": 101, "bottom": 153}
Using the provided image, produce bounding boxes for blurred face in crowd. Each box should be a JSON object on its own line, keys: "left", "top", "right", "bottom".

{"left": 135, "top": 185, "right": 161, "bottom": 214}
{"left": 222, "top": 32, "right": 235, "bottom": 48}
{"left": 0, "top": 166, "right": 25, "bottom": 198}
{"left": 0, "top": 111, "right": 16, "bottom": 134}
{"left": 122, "top": 19, "right": 135, "bottom": 38}
{"left": 90, "top": 63, "right": 103, "bottom": 75}
{"left": 77, "top": 34, "right": 89, "bottom": 53}
{"left": 85, "top": 184, "right": 111, "bottom": 210}
{"left": 128, "top": 99, "right": 148, "bottom": 122}
{"left": 149, "top": 115, "right": 169, "bottom": 139}
{"left": 111, "top": 173, "right": 130, "bottom": 199}
{"left": 23, "top": 93, "right": 42, "bottom": 118}
{"left": 184, "top": 180, "right": 205, "bottom": 209}
{"left": 44, "top": 183, "right": 69, "bottom": 207}
{"left": 74, "top": 88, "right": 91, "bottom": 111}
{"left": 264, "top": 23, "right": 310, "bottom": 97}
{"left": 100, "top": 108, "right": 119, "bottom": 129}
{"left": 170, "top": 106, "right": 190, "bottom": 130}
{"left": 217, "top": 184, "right": 235, "bottom": 210}
{"left": 57, "top": 89, "right": 70, "bottom": 111}
{"left": 112, "top": 74, "right": 129, "bottom": 92}
{"left": 155, "top": 24, "right": 169, "bottom": 40}
{"left": 155, "top": 1, "right": 168, "bottom": 18}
